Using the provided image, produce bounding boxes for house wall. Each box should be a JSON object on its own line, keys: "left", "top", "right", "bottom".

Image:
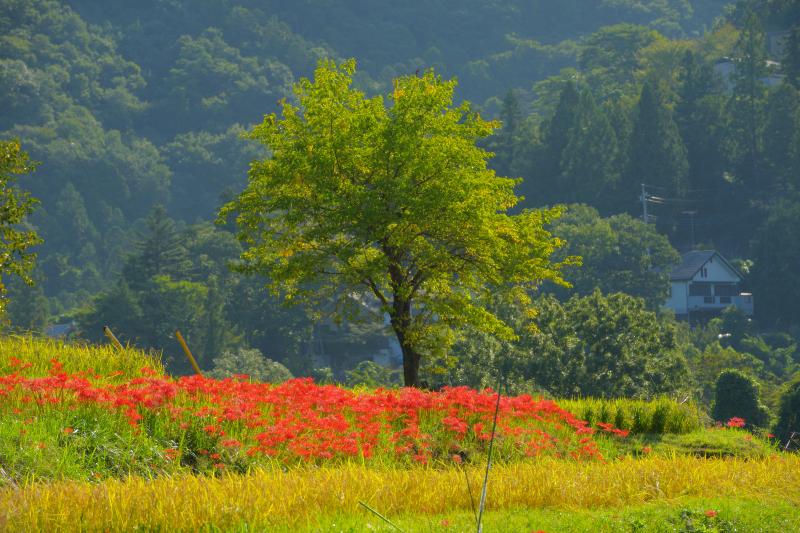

{"left": 667, "top": 282, "right": 688, "bottom": 315}
{"left": 690, "top": 254, "right": 740, "bottom": 283}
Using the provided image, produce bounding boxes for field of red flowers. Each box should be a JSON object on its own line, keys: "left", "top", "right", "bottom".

{"left": 0, "top": 354, "right": 632, "bottom": 478}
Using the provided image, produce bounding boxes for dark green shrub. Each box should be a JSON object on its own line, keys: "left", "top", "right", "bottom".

{"left": 712, "top": 370, "right": 770, "bottom": 428}
{"left": 773, "top": 376, "right": 800, "bottom": 444}
{"left": 345, "top": 360, "right": 400, "bottom": 388}
{"left": 207, "top": 347, "right": 293, "bottom": 383}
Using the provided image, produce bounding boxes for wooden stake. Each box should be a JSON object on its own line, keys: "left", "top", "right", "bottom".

{"left": 175, "top": 330, "right": 203, "bottom": 376}
{"left": 103, "top": 326, "right": 124, "bottom": 351}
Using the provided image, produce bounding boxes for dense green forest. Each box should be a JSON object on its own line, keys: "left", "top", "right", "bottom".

{"left": 2, "top": 0, "right": 800, "bottom": 416}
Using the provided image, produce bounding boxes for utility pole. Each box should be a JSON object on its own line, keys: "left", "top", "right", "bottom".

{"left": 640, "top": 183, "right": 649, "bottom": 223}
{"left": 683, "top": 210, "right": 697, "bottom": 249}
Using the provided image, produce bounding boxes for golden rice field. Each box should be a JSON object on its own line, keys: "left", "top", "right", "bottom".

{"left": 2, "top": 455, "right": 798, "bottom": 531}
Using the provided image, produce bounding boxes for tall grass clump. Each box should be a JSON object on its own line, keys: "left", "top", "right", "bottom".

{"left": 558, "top": 397, "right": 705, "bottom": 434}
{"left": 0, "top": 335, "right": 163, "bottom": 377}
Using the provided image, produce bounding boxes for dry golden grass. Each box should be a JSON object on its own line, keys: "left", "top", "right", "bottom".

{"left": 2, "top": 455, "right": 798, "bottom": 531}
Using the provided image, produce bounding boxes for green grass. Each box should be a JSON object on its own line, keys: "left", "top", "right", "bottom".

{"left": 0, "top": 334, "right": 163, "bottom": 376}
{"left": 558, "top": 397, "right": 706, "bottom": 435}
{"left": 203, "top": 498, "right": 799, "bottom": 532}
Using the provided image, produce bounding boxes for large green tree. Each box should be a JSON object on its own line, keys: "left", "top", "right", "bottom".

{"left": 549, "top": 204, "right": 680, "bottom": 308}
{"left": 0, "top": 140, "right": 42, "bottom": 316}
{"left": 222, "top": 60, "right": 573, "bottom": 387}
{"left": 525, "top": 291, "right": 689, "bottom": 398}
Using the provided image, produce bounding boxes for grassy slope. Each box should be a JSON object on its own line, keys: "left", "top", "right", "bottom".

{"left": 0, "top": 336, "right": 797, "bottom": 532}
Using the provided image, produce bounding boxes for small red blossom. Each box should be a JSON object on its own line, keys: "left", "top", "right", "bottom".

{"left": 704, "top": 510, "right": 718, "bottom": 518}
{"left": 726, "top": 417, "right": 746, "bottom": 428}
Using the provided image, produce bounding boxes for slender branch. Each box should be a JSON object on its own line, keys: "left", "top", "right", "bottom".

{"left": 364, "top": 276, "right": 389, "bottom": 307}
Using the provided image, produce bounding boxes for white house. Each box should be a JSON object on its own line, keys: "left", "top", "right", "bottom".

{"left": 665, "top": 250, "right": 753, "bottom": 320}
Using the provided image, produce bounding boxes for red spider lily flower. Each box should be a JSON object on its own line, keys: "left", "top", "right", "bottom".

{"left": 451, "top": 454, "right": 462, "bottom": 464}
{"left": 767, "top": 433, "right": 775, "bottom": 438}
{"left": 0, "top": 365, "right": 616, "bottom": 464}
{"left": 62, "top": 427, "right": 74, "bottom": 434}
{"left": 704, "top": 510, "right": 718, "bottom": 518}
{"left": 210, "top": 453, "right": 221, "bottom": 460}
{"left": 726, "top": 417, "right": 746, "bottom": 428}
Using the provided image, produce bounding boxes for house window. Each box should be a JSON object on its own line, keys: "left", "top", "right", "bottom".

{"left": 720, "top": 296, "right": 732, "bottom": 304}
{"left": 689, "top": 282, "right": 712, "bottom": 296}
{"left": 704, "top": 296, "right": 714, "bottom": 304}
{"left": 714, "top": 284, "right": 738, "bottom": 297}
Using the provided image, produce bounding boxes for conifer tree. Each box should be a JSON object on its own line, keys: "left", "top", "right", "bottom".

{"left": 530, "top": 81, "right": 581, "bottom": 206}
{"left": 625, "top": 80, "right": 689, "bottom": 200}
{"left": 559, "top": 89, "right": 620, "bottom": 209}
{"left": 784, "top": 25, "right": 800, "bottom": 89}
{"left": 491, "top": 89, "right": 522, "bottom": 178}
{"left": 763, "top": 83, "right": 800, "bottom": 194}
{"left": 675, "top": 51, "right": 727, "bottom": 193}
{"left": 728, "top": 10, "right": 768, "bottom": 188}
{"left": 122, "top": 206, "right": 190, "bottom": 289}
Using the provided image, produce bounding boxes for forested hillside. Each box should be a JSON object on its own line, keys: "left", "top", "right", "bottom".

{"left": 2, "top": 0, "right": 800, "bottom": 412}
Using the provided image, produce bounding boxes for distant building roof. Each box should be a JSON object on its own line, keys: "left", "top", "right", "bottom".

{"left": 669, "top": 250, "right": 742, "bottom": 282}
{"left": 45, "top": 323, "right": 76, "bottom": 338}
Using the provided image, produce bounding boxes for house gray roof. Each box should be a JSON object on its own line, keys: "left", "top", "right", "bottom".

{"left": 45, "top": 323, "right": 76, "bottom": 338}
{"left": 669, "top": 250, "right": 743, "bottom": 282}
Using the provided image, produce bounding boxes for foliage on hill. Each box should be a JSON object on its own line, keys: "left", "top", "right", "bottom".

{"left": 1, "top": 0, "right": 800, "bottom": 412}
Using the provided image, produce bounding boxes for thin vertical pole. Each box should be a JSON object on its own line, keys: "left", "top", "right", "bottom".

{"left": 641, "top": 183, "right": 648, "bottom": 223}
{"left": 476, "top": 386, "right": 502, "bottom": 533}
{"left": 175, "top": 330, "right": 203, "bottom": 376}
{"left": 103, "top": 326, "right": 124, "bottom": 351}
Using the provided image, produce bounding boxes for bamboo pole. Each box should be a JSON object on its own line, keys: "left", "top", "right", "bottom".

{"left": 175, "top": 330, "right": 203, "bottom": 376}
{"left": 102, "top": 326, "right": 124, "bottom": 351}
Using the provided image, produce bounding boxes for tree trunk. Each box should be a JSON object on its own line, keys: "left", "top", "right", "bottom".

{"left": 390, "top": 297, "right": 421, "bottom": 387}
{"left": 400, "top": 341, "right": 421, "bottom": 387}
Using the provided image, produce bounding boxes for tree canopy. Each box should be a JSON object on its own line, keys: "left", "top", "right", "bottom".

{"left": 222, "top": 60, "right": 575, "bottom": 386}
{"left": 0, "top": 140, "right": 41, "bottom": 316}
